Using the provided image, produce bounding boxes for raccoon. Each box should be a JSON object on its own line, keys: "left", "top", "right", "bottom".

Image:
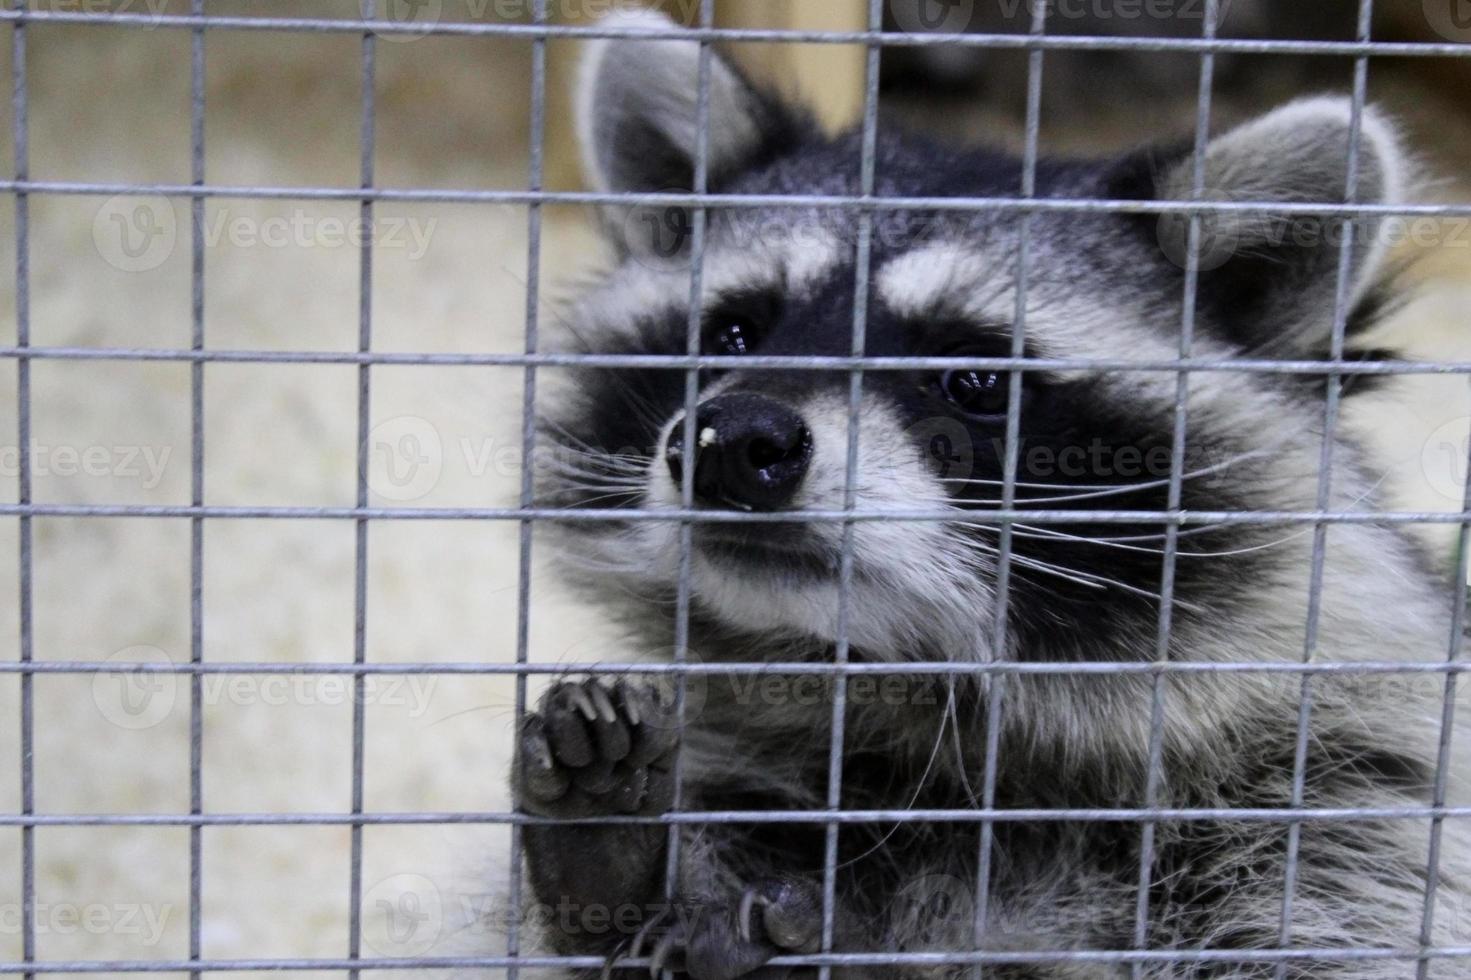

{"left": 512, "top": 10, "right": 1471, "bottom": 979}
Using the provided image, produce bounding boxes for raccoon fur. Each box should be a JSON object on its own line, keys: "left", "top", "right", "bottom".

{"left": 511, "top": 10, "right": 1471, "bottom": 979}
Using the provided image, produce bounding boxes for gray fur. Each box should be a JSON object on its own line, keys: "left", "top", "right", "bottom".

{"left": 515, "top": 11, "right": 1471, "bottom": 979}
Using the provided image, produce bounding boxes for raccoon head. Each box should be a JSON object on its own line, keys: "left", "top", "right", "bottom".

{"left": 543, "top": 11, "right": 1449, "bottom": 685}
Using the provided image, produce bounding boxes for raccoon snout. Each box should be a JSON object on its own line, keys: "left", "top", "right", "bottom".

{"left": 664, "top": 394, "right": 813, "bottom": 512}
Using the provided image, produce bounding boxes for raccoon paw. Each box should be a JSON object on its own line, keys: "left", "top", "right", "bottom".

{"left": 631, "top": 876, "right": 823, "bottom": 980}
{"left": 517, "top": 679, "right": 679, "bottom": 818}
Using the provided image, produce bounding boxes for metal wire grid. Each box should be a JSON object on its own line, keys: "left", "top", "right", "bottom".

{"left": 3, "top": 2, "right": 1471, "bottom": 977}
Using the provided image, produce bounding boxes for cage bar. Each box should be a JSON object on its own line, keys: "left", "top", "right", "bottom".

{"left": 10, "top": 2, "right": 33, "bottom": 979}
{"left": 186, "top": 1, "right": 206, "bottom": 978}
{"left": 3, "top": 1, "right": 1469, "bottom": 976}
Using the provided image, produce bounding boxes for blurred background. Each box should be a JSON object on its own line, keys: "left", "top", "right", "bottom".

{"left": 0, "top": 0, "right": 1467, "bottom": 976}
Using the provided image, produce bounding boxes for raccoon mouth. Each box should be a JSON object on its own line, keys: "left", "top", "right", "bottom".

{"left": 694, "top": 527, "right": 840, "bottom": 580}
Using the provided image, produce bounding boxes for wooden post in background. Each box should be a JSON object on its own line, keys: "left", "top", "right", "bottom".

{"left": 716, "top": 0, "right": 868, "bottom": 133}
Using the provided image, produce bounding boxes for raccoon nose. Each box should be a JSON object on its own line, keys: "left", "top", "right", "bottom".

{"left": 665, "top": 394, "right": 813, "bottom": 512}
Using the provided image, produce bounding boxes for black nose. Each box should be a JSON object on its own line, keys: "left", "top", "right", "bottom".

{"left": 665, "top": 394, "right": 813, "bottom": 511}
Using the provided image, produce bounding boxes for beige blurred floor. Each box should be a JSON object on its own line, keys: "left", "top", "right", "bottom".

{"left": 0, "top": 3, "right": 1467, "bottom": 979}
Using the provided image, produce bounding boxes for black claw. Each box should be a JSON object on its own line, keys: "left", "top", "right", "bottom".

{"left": 588, "top": 681, "right": 619, "bottom": 723}
{"left": 684, "top": 905, "right": 779, "bottom": 980}
{"left": 737, "top": 886, "right": 762, "bottom": 944}
{"left": 562, "top": 683, "right": 599, "bottom": 722}
{"left": 613, "top": 681, "right": 643, "bottom": 726}
{"left": 519, "top": 718, "right": 572, "bottom": 802}
{"left": 545, "top": 702, "right": 596, "bottom": 769}
{"left": 628, "top": 905, "right": 671, "bottom": 962}
{"left": 648, "top": 925, "right": 683, "bottom": 979}
{"left": 590, "top": 684, "right": 633, "bottom": 762}
{"left": 515, "top": 679, "right": 681, "bottom": 818}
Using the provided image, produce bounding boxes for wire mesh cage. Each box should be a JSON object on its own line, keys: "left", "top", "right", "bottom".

{"left": 3, "top": 0, "right": 1471, "bottom": 977}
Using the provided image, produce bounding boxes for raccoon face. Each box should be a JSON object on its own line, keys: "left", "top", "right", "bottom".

{"left": 544, "top": 11, "right": 1434, "bottom": 667}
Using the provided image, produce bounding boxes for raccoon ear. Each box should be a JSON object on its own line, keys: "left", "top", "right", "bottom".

{"left": 1149, "top": 97, "right": 1412, "bottom": 356}
{"left": 577, "top": 9, "right": 797, "bottom": 196}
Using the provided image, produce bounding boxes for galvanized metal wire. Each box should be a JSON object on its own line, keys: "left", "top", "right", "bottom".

{"left": 5, "top": 2, "right": 1471, "bottom": 977}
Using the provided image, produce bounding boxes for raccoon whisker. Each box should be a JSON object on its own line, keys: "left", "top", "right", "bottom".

{"left": 1002, "top": 525, "right": 1213, "bottom": 546}
{"left": 544, "top": 479, "right": 647, "bottom": 496}
{"left": 937, "top": 446, "right": 1280, "bottom": 503}
{"left": 542, "top": 443, "right": 651, "bottom": 473}
{"left": 1002, "top": 467, "right": 1392, "bottom": 561}
{"left": 559, "top": 366, "right": 682, "bottom": 439}
{"left": 539, "top": 461, "right": 647, "bottom": 487}
{"left": 618, "top": 384, "right": 686, "bottom": 435}
{"left": 939, "top": 476, "right": 1147, "bottom": 493}
{"left": 944, "top": 675, "right": 985, "bottom": 810}
{"left": 542, "top": 457, "right": 650, "bottom": 484}
{"left": 1007, "top": 522, "right": 1303, "bottom": 561}
{"left": 548, "top": 444, "right": 650, "bottom": 463}
{"left": 544, "top": 489, "right": 647, "bottom": 508}
{"left": 540, "top": 449, "right": 648, "bottom": 470}
{"left": 1018, "top": 498, "right": 1341, "bottom": 546}
{"left": 553, "top": 537, "right": 678, "bottom": 594}
{"left": 958, "top": 527, "right": 1210, "bottom": 611}
{"left": 539, "top": 417, "right": 655, "bottom": 468}
{"left": 540, "top": 471, "right": 648, "bottom": 496}
{"left": 957, "top": 533, "right": 1109, "bottom": 593}
{"left": 832, "top": 683, "right": 959, "bottom": 874}
{"left": 539, "top": 477, "right": 643, "bottom": 494}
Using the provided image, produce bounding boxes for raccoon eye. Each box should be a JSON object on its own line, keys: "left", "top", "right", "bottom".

{"left": 939, "top": 368, "right": 1012, "bottom": 421}
{"left": 708, "top": 320, "right": 759, "bottom": 357}
{"left": 702, "top": 292, "right": 778, "bottom": 359}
